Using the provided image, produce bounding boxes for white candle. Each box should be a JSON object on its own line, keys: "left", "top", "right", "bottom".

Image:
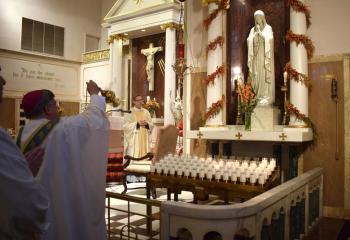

{"left": 215, "top": 172, "right": 221, "bottom": 181}
{"left": 231, "top": 174, "right": 237, "bottom": 182}
{"left": 240, "top": 174, "right": 246, "bottom": 183}
{"left": 283, "top": 71, "right": 288, "bottom": 84}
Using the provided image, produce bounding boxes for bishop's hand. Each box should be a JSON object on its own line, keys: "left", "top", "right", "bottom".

{"left": 86, "top": 80, "right": 101, "bottom": 96}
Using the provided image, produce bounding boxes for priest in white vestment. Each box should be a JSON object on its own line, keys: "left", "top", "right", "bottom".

{"left": 247, "top": 10, "right": 275, "bottom": 105}
{"left": 0, "top": 74, "right": 49, "bottom": 239}
{"left": 123, "top": 95, "right": 154, "bottom": 158}
{"left": 17, "top": 80, "right": 109, "bottom": 240}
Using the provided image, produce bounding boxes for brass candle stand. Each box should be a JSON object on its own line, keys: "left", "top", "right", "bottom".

{"left": 235, "top": 80, "right": 243, "bottom": 125}
{"left": 172, "top": 57, "right": 192, "bottom": 89}
{"left": 281, "top": 72, "right": 289, "bottom": 125}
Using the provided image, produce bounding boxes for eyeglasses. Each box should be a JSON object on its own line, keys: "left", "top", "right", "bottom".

{"left": 47, "top": 100, "right": 58, "bottom": 108}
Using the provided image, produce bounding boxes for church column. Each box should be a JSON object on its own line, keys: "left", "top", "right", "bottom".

{"left": 289, "top": 1, "right": 308, "bottom": 126}
{"left": 108, "top": 34, "right": 124, "bottom": 106}
{"left": 161, "top": 23, "right": 177, "bottom": 125}
{"left": 206, "top": 2, "right": 224, "bottom": 126}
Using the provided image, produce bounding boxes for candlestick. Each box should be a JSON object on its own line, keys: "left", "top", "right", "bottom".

{"left": 235, "top": 79, "right": 243, "bottom": 125}
{"left": 281, "top": 72, "right": 289, "bottom": 125}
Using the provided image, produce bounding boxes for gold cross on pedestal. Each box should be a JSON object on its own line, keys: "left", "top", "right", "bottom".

{"left": 235, "top": 132, "right": 243, "bottom": 140}
{"left": 197, "top": 131, "right": 203, "bottom": 139}
{"left": 279, "top": 133, "right": 287, "bottom": 141}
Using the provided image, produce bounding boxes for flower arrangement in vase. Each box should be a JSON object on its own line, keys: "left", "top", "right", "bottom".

{"left": 238, "top": 82, "right": 257, "bottom": 131}
{"left": 143, "top": 97, "right": 160, "bottom": 118}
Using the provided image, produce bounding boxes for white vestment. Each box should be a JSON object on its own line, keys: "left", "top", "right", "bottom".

{"left": 0, "top": 128, "right": 49, "bottom": 239}
{"left": 123, "top": 107, "right": 153, "bottom": 158}
{"left": 247, "top": 23, "right": 274, "bottom": 105}
{"left": 19, "top": 95, "right": 109, "bottom": 240}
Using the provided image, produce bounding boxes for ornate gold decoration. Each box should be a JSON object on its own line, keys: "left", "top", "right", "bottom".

{"left": 202, "top": 0, "right": 221, "bottom": 6}
{"left": 107, "top": 34, "right": 128, "bottom": 45}
{"left": 279, "top": 133, "right": 287, "bottom": 141}
{"left": 235, "top": 132, "right": 243, "bottom": 140}
{"left": 160, "top": 22, "right": 181, "bottom": 31}
{"left": 172, "top": 57, "right": 192, "bottom": 88}
{"left": 82, "top": 49, "right": 110, "bottom": 64}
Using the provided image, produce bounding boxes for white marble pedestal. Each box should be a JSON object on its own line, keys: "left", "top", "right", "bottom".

{"left": 251, "top": 106, "right": 280, "bottom": 131}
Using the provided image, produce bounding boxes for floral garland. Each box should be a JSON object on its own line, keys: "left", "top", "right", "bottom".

{"left": 284, "top": 63, "right": 312, "bottom": 88}
{"left": 286, "top": 30, "right": 315, "bottom": 59}
{"left": 206, "top": 36, "right": 224, "bottom": 57}
{"left": 203, "top": 0, "right": 230, "bottom": 30}
{"left": 287, "top": 103, "right": 318, "bottom": 141}
{"left": 288, "top": 0, "right": 311, "bottom": 28}
{"left": 203, "top": 64, "right": 225, "bottom": 85}
{"left": 205, "top": 95, "right": 225, "bottom": 121}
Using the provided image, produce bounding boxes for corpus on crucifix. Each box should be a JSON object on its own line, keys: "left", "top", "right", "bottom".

{"left": 141, "top": 43, "right": 163, "bottom": 91}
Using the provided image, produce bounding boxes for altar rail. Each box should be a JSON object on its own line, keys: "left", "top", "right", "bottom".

{"left": 160, "top": 167, "right": 323, "bottom": 240}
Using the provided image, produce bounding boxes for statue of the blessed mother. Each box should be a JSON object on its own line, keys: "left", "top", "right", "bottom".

{"left": 247, "top": 10, "right": 275, "bottom": 105}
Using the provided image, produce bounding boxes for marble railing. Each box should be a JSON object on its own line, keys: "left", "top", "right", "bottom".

{"left": 160, "top": 167, "right": 323, "bottom": 240}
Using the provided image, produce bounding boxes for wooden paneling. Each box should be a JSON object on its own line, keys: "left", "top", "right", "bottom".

{"left": 131, "top": 33, "right": 165, "bottom": 117}
{"left": 304, "top": 60, "right": 345, "bottom": 208}
{"left": 226, "top": 0, "right": 289, "bottom": 124}
{"left": 0, "top": 98, "right": 15, "bottom": 129}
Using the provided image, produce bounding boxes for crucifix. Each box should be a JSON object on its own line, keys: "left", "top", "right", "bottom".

{"left": 141, "top": 43, "right": 163, "bottom": 91}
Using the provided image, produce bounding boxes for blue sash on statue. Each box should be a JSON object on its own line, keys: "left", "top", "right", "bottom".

{"left": 16, "top": 118, "right": 60, "bottom": 154}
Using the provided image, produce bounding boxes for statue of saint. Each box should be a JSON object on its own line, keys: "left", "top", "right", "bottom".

{"left": 141, "top": 43, "right": 163, "bottom": 91}
{"left": 247, "top": 10, "right": 275, "bottom": 105}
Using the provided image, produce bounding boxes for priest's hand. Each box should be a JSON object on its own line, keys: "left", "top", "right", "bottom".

{"left": 24, "top": 147, "right": 45, "bottom": 176}
{"left": 86, "top": 80, "right": 101, "bottom": 96}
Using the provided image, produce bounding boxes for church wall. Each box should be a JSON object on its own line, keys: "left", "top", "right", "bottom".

{"left": 307, "top": 0, "right": 350, "bottom": 56}
{"left": 0, "top": 49, "right": 81, "bottom": 101}
{"left": 81, "top": 60, "right": 110, "bottom": 102}
{"left": 0, "top": 0, "right": 103, "bottom": 62}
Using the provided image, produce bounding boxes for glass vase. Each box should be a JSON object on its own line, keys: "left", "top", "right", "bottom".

{"left": 244, "top": 112, "right": 252, "bottom": 131}
{"left": 150, "top": 110, "right": 156, "bottom": 118}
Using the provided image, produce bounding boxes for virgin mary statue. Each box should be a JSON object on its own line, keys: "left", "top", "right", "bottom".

{"left": 247, "top": 10, "right": 275, "bottom": 105}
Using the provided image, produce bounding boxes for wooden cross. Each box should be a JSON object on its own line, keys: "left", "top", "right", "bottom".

{"left": 235, "top": 132, "right": 243, "bottom": 140}
{"left": 279, "top": 133, "right": 287, "bottom": 141}
{"left": 197, "top": 131, "right": 203, "bottom": 139}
